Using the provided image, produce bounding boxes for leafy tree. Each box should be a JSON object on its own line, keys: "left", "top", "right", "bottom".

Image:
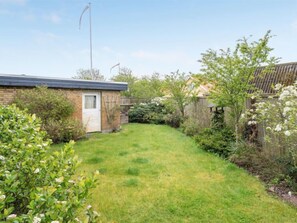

{"left": 112, "top": 67, "right": 137, "bottom": 97}
{"left": 133, "top": 73, "right": 164, "bottom": 100}
{"left": 164, "top": 70, "right": 191, "bottom": 117}
{"left": 73, "top": 68, "right": 105, "bottom": 81}
{"left": 199, "top": 31, "right": 278, "bottom": 142}
{"left": 112, "top": 67, "right": 164, "bottom": 100}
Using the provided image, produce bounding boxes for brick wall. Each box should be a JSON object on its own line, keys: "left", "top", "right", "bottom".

{"left": 0, "top": 87, "right": 19, "bottom": 105}
{"left": 0, "top": 87, "right": 122, "bottom": 133}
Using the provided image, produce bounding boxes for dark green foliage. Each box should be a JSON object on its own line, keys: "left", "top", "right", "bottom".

{"left": 164, "top": 111, "right": 183, "bottom": 128}
{"left": 195, "top": 127, "right": 235, "bottom": 158}
{"left": 13, "top": 86, "right": 86, "bottom": 143}
{"left": 128, "top": 102, "right": 167, "bottom": 124}
{"left": 276, "top": 156, "right": 297, "bottom": 190}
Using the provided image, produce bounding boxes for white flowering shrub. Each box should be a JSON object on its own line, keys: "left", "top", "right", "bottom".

{"left": 0, "top": 105, "right": 99, "bottom": 222}
{"left": 245, "top": 82, "right": 297, "bottom": 181}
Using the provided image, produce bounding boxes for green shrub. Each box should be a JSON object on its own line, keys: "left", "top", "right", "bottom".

{"left": 13, "top": 86, "right": 74, "bottom": 122}
{"left": 44, "top": 119, "right": 86, "bottom": 143}
{"left": 195, "top": 127, "right": 235, "bottom": 158}
{"left": 164, "top": 111, "right": 183, "bottom": 128}
{"left": 0, "top": 105, "right": 98, "bottom": 222}
{"left": 181, "top": 118, "right": 201, "bottom": 136}
{"left": 128, "top": 101, "right": 166, "bottom": 124}
{"left": 13, "top": 86, "right": 86, "bottom": 143}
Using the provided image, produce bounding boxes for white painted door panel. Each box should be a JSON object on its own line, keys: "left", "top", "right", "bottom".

{"left": 82, "top": 93, "right": 101, "bottom": 132}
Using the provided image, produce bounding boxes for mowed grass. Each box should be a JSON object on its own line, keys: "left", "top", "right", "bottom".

{"left": 53, "top": 124, "right": 297, "bottom": 222}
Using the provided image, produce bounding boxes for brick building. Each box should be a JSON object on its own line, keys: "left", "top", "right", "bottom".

{"left": 0, "top": 74, "right": 127, "bottom": 133}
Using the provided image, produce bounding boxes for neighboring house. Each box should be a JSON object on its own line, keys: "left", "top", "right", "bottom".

{"left": 186, "top": 76, "right": 213, "bottom": 97}
{"left": 0, "top": 74, "right": 127, "bottom": 133}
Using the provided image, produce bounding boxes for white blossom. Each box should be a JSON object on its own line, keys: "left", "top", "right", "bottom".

{"left": 51, "top": 221, "right": 59, "bottom": 223}
{"left": 283, "top": 107, "right": 291, "bottom": 115}
{"left": 275, "top": 124, "right": 282, "bottom": 132}
{"left": 0, "top": 195, "right": 6, "bottom": 201}
{"left": 0, "top": 155, "right": 5, "bottom": 161}
{"left": 87, "top": 205, "right": 92, "bottom": 209}
{"left": 285, "top": 101, "right": 293, "bottom": 106}
{"left": 55, "top": 177, "right": 64, "bottom": 183}
{"left": 248, "top": 121, "right": 257, "bottom": 125}
{"left": 33, "top": 216, "right": 42, "bottom": 223}
{"left": 284, "top": 131, "right": 291, "bottom": 136}
{"left": 7, "top": 214, "right": 17, "bottom": 219}
{"left": 34, "top": 168, "right": 40, "bottom": 174}
{"left": 274, "top": 83, "right": 282, "bottom": 91}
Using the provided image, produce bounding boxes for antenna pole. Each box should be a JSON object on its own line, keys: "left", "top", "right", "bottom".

{"left": 89, "top": 2, "right": 93, "bottom": 78}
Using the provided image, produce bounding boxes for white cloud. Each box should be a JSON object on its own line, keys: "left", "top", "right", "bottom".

{"left": 0, "top": 0, "right": 26, "bottom": 5}
{"left": 44, "top": 12, "right": 61, "bottom": 24}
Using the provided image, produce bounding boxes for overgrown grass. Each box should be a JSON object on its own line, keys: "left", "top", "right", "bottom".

{"left": 52, "top": 124, "right": 297, "bottom": 222}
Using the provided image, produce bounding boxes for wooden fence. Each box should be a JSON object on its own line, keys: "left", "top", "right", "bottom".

{"left": 120, "top": 97, "right": 148, "bottom": 124}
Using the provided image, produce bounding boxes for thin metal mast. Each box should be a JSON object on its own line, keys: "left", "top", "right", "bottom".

{"left": 89, "top": 2, "right": 93, "bottom": 78}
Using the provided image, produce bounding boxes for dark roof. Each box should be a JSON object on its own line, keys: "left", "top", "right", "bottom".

{"left": 0, "top": 74, "right": 128, "bottom": 91}
{"left": 253, "top": 62, "right": 297, "bottom": 94}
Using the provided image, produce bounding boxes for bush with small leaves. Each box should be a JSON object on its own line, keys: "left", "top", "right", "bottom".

{"left": 0, "top": 105, "right": 98, "bottom": 222}
{"left": 12, "top": 86, "right": 86, "bottom": 143}
{"left": 195, "top": 127, "right": 235, "bottom": 158}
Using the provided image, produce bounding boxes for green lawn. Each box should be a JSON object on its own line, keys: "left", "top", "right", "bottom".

{"left": 55, "top": 124, "right": 297, "bottom": 222}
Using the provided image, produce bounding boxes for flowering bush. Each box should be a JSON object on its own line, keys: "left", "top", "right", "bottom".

{"left": 244, "top": 82, "right": 297, "bottom": 182}
{"left": 0, "top": 105, "right": 98, "bottom": 222}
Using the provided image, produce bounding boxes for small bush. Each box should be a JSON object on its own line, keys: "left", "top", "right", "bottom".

{"left": 195, "top": 127, "right": 235, "bottom": 158}
{"left": 44, "top": 119, "right": 86, "bottom": 143}
{"left": 181, "top": 118, "right": 201, "bottom": 136}
{"left": 128, "top": 101, "right": 166, "bottom": 124}
{"left": 13, "top": 86, "right": 86, "bottom": 143}
{"left": 164, "top": 111, "right": 183, "bottom": 128}
{"left": 0, "top": 105, "right": 98, "bottom": 222}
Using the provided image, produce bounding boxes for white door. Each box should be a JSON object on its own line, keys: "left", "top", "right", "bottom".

{"left": 82, "top": 93, "right": 101, "bottom": 132}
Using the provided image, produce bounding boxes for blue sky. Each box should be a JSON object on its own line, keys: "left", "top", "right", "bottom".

{"left": 0, "top": 0, "right": 297, "bottom": 80}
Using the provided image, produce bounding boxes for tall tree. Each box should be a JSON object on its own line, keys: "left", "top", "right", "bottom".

{"left": 111, "top": 67, "right": 138, "bottom": 97}
{"left": 73, "top": 68, "right": 105, "bottom": 81}
{"left": 133, "top": 73, "right": 164, "bottom": 100}
{"left": 164, "top": 70, "right": 191, "bottom": 117}
{"left": 199, "top": 31, "right": 278, "bottom": 142}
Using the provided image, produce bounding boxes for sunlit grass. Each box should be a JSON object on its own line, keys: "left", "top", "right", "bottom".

{"left": 52, "top": 124, "right": 297, "bottom": 222}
